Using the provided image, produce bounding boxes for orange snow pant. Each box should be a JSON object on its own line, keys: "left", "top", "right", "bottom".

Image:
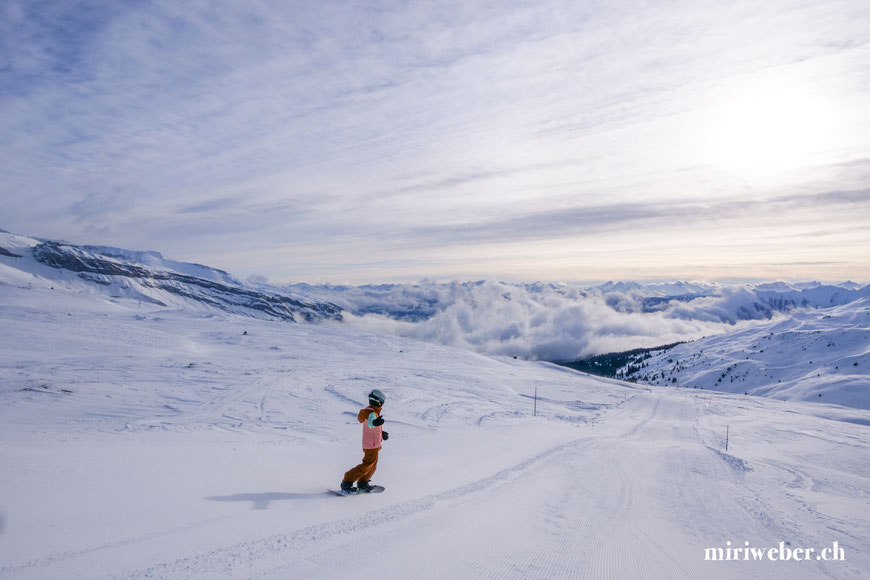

{"left": 344, "top": 448, "right": 380, "bottom": 483}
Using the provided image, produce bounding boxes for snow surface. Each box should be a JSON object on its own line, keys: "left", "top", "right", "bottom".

{"left": 628, "top": 299, "right": 870, "bottom": 410}
{"left": 1, "top": 280, "right": 869, "bottom": 579}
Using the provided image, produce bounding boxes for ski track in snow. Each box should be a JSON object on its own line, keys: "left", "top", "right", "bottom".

{"left": 122, "top": 439, "right": 582, "bottom": 580}
{"left": 1, "top": 283, "right": 869, "bottom": 579}
{"left": 111, "top": 392, "right": 866, "bottom": 580}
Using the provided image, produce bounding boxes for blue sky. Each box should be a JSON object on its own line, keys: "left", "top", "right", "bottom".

{"left": 2, "top": 0, "right": 869, "bottom": 284}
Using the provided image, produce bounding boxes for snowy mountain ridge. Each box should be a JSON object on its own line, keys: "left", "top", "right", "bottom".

{"left": 617, "top": 298, "right": 870, "bottom": 410}
{"left": 4, "top": 229, "right": 869, "bottom": 365}
{"left": 0, "top": 231, "right": 342, "bottom": 323}
{"left": 4, "top": 230, "right": 866, "bottom": 330}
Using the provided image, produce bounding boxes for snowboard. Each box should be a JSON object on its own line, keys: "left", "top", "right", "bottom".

{"left": 328, "top": 485, "right": 385, "bottom": 496}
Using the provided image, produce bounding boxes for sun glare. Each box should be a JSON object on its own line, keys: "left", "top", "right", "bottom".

{"left": 707, "top": 83, "right": 835, "bottom": 177}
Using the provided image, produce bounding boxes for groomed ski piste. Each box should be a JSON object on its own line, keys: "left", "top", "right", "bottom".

{"left": 1, "top": 282, "right": 869, "bottom": 579}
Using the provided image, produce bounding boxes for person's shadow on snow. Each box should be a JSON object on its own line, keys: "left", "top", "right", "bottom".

{"left": 205, "top": 491, "right": 328, "bottom": 510}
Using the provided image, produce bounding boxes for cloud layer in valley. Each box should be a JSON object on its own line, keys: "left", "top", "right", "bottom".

{"left": 306, "top": 280, "right": 815, "bottom": 361}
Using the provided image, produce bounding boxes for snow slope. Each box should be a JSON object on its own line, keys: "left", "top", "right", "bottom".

{"left": 625, "top": 300, "right": 870, "bottom": 409}
{"left": 1, "top": 281, "right": 869, "bottom": 579}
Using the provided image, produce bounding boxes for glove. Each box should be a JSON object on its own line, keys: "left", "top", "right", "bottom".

{"left": 382, "top": 431, "right": 389, "bottom": 441}
{"left": 373, "top": 415, "right": 385, "bottom": 426}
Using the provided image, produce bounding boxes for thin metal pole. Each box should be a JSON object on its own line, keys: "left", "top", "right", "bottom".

{"left": 726, "top": 424, "right": 730, "bottom": 452}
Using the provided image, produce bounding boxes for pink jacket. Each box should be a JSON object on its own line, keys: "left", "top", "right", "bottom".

{"left": 358, "top": 405, "right": 383, "bottom": 450}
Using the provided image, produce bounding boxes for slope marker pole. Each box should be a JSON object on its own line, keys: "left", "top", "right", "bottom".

{"left": 725, "top": 424, "right": 730, "bottom": 452}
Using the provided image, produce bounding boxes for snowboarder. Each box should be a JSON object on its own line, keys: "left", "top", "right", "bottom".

{"left": 340, "top": 389, "right": 389, "bottom": 493}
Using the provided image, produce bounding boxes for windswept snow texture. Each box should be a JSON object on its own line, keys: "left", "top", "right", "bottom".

{"left": 1, "top": 278, "right": 869, "bottom": 579}
{"left": 626, "top": 299, "right": 870, "bottom": 410}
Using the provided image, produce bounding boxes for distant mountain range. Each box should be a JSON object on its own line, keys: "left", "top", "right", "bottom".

{"left": 588, "top": 279, "right": 870, "bottom": 316}
{"left": 2, "top": 228, "right": 868, "bottom": 342}
{"left": 2, "top": 229, "right": 868, "bottom": 409}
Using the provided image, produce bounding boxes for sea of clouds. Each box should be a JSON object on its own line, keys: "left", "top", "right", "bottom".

{"left": 294, "top": 281, "right": 779, "bottom": 361}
